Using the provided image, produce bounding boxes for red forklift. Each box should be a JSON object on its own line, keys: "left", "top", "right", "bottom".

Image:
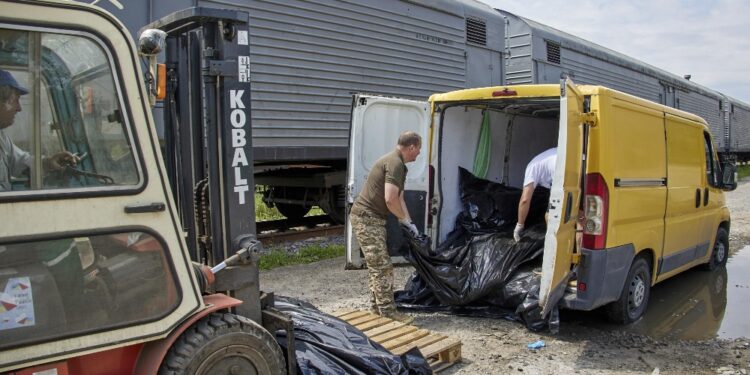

{"left": 0, "top": 1, "right": 294, "bottom": 373}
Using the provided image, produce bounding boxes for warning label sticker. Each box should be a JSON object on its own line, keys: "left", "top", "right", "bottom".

{"left": 238, "top": 56, "right": 251, "bottom": 83}
{"left": 238, "top": 30, "right": 249, "bottom": 46}
{"left": 0, "top": 277, "right": 35, "bottom": 331}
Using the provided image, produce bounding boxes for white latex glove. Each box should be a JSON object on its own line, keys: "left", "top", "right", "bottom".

{"left": 400, "top": 219, "right": 419, "bottom": 237}
{"left": 513, "top": 223, "right": 524, "bottom": 242}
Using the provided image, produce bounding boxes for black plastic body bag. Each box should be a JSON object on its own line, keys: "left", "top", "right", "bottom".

{"left": 274, "top": 297, "right": 432, "bottom": 375}
{"left": 395, "top": 167, "right": 560, "bottom": 332}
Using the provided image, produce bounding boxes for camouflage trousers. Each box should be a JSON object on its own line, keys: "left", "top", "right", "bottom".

{"left": 349, "top": 212, "right": 396, "bottom": 314}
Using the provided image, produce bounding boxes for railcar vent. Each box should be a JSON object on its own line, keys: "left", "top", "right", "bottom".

{"left": 547, "top": 41, "right": 561, "bottom": 64}
{"left": 466, "top": 17, "right": 487, "bottom": 46}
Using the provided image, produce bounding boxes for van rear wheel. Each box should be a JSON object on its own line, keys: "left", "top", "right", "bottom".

{"left": 606, "top": 257, "right": 651, "bottom": 324}
{"left": 703, "top": 227, "right": 729, "bottom": 271}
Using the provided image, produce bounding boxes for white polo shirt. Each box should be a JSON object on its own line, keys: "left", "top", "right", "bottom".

{"left": 522, "top": 147, "right": 557, "bottom": 189}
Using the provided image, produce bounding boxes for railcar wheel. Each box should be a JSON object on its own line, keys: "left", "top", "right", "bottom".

{"left": 275, "top": 202, "right": 310, "bottom": 220}
{"left": 320, "top": 186, "right": 346, "bottom": 224}
{"left": 159, "top": 312, "right": 286, "bottom": 375}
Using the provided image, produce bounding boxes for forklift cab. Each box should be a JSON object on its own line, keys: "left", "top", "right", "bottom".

{"left": 1, "top": 2, "right": 291, "bottom": 373}
{"left": 0, "top": 2, "right": 204, "bottom": 371}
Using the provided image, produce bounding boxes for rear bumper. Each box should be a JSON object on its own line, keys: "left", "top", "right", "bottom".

{"left": 561, "top": 244, "right": 635, "bottom": 311}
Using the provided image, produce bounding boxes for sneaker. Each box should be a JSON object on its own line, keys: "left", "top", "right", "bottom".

{"left": 382, "top": 310, "right": 414, "bottom": 324}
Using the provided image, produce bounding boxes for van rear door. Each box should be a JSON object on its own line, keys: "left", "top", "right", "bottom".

{"left": 539, "top": 79, "right": 586, "bottom": 316}
{"left": 346, "top": 95, "right": 431, "bottom": 268}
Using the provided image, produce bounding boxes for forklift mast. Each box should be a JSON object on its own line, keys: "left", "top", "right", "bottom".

{"left": 142, "top": 8, "right": 255, "bottom": 266}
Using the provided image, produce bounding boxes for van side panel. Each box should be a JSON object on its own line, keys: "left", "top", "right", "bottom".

{"left": 606, "top": 97, "right": 667, "bottom": 259}
{"left": 563, "top": 92, "right": 667, "bottom": 311}
{"left": 660, "top": 115, "right": 707, "bottom": 281}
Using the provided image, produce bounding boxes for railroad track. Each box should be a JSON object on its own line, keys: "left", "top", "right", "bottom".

{"left": 257, "top": 215, "right": 344, "bottom": 245}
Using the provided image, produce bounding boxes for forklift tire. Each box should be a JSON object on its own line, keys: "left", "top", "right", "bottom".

{"left": 159, "top": 312, "right": 286, "bottom": 375}
{"left": 703, "top": 227, "right": 729, "bottom": 271}
{"left": 605, "top": 256, "right": 651, "bottom": 324}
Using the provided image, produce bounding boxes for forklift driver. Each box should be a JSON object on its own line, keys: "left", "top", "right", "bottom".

{"left": 0, "top": 69, "right": 79, "bottom": 191}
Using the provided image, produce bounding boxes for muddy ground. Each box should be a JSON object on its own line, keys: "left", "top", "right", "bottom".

{"left": 261, "top": 180, "right": 750, "bottom": 375}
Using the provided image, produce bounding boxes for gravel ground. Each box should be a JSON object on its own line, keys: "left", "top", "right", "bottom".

{"left": 261, "top": 180, "right": 750, "bottom": 375}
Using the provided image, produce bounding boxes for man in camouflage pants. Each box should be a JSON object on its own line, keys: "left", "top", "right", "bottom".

{"left": 349, "top": 131, "right": 422, "bottom": 324}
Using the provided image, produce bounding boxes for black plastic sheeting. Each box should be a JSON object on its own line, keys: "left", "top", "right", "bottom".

{"left": 395, "top": 167, "right": 559, "bottom": 332}
{"left": 274, "top": 296, "right": 432, "bottom": 375}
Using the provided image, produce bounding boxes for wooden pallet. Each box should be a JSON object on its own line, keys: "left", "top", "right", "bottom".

{"left": 333, "top": 310, "right": 461, "bottom": 372}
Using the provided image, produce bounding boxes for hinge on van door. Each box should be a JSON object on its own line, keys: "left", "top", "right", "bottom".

{"left": 581, "top": 112, "right": 597, "bottom": 127}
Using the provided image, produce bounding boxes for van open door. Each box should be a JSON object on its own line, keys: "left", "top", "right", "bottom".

{"left": 539, "top": 79, "right": 586, "bottom": 316}
{"left": 345, "top": 95, "right": 431, "bottom": 269}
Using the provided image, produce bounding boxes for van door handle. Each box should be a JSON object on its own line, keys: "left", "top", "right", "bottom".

{"left": 125, "top": 202, "right": 166, "bottom": 213}
{"left": 695, "top": 189, "right": 701, "bottom": 208}
{"left": 704, "top": 188, "right": 709, "bottom": 206}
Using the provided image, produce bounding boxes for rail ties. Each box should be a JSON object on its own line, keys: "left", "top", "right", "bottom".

{"left": 257, "top": 215, "right": 343, "bottom": 245}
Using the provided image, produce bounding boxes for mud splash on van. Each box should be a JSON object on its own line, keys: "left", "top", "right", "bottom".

{"left": 623, "top": 245, "right": 750, "bottom": 341}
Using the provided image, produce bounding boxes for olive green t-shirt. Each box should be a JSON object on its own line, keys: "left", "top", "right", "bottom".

{"left": 351, "top": 149, "right": 407, "bottom": 219}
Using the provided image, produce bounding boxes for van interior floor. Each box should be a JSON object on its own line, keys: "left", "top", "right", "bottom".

{"left": 333, "top": 310, "right": 462, "bottom": 373}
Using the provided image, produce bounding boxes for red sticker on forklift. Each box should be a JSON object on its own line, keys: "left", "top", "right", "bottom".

{"left": 0, "top": 277, "right": 35, "bottom": 330}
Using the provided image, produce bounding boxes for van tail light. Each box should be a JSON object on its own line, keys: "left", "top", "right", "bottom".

{"left": 492, "top": 88, "right": 517, "bottom": 97}
{"left": 582, "top": 173, "right": 609, "bottom": 250}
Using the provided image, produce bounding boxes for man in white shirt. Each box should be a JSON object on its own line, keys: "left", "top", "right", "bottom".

{"left": 0, "top": 69, "right": 78, "bottom": 191}
{"left": 514, "top": 147, "right": 557, "bottom": 241}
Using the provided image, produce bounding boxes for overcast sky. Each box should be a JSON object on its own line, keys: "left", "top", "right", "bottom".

{"left": 479, "top": 0, "right": 750, "bottom": 103}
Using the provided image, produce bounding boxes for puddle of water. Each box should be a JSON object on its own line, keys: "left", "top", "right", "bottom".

{"left": 715, "top": 245, "right": 750, "bottom": 339}
{"left": 623, "top": 245, "right": 750, "bottom": 341}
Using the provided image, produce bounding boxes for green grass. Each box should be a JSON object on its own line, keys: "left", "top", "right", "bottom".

{"left": 259, "top": 243, "right": 345, "bottom": 270}
{"left": 254, "top": 192, "right": 325, "bottom": 221}
{"left": 738, "top": 164, "right": 750, "bottom": 180}
{"left": 255, "top": 192, "right": 285, "bottom": 221}
{"left": 254, "top": 190, "right": 340, "bottom": 270}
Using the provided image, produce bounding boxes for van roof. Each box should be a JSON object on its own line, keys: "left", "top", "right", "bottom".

{"left": 429, "top": 84, "right": 708, "bottom": 126}
{"left": 429, "top": 84, "right": 560, "bottom": 102}
{"left": 582, "top": 85, "right": 708, "bottom": 125}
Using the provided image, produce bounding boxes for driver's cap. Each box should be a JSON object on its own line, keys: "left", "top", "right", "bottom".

{"left": 0, "top": 69, "right": 28, "bottom": 95}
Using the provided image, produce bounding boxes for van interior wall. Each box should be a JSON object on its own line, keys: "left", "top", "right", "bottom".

{"left": 507, "top": 115, "right": 559, "bottom": 186}
{"left": 436, "top": 105, "right": 558, "bottom": 242}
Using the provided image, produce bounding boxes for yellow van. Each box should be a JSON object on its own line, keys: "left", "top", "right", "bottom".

{"left": 346, "top": 80, "right": 737, "bottom": 323}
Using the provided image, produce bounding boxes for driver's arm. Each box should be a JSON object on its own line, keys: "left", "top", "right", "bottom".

{"left": 42, "top": 151, "right": 79, "bottom": 172}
